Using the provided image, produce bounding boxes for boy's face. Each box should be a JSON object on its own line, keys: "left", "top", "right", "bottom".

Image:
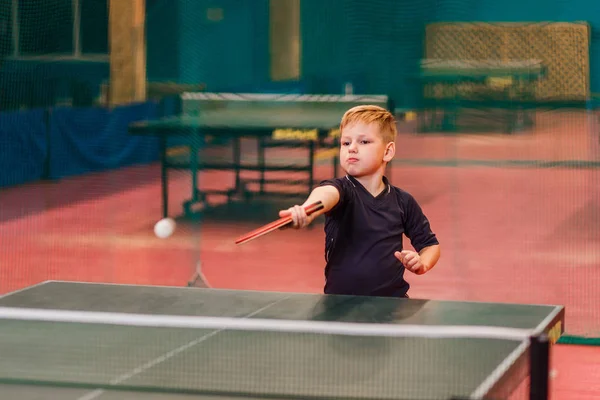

{"left": 339, "top": 121, "right": 394, "bottom": 177}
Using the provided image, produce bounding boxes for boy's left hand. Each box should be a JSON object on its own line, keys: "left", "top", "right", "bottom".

{"left": 395, "top": 250, "right": 427, "bottom": 275}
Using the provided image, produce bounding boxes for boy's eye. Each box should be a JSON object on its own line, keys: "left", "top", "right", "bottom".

{"left": 341, "top": 139, "right": 370, "bottom": 146}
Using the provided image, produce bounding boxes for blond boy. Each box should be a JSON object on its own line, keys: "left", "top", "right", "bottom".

{"left": 279, "top": 105, "right": 440, "bottom": 297}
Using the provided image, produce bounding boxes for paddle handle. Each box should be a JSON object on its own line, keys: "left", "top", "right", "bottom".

{"left": 235, "top": 201, "right": 324, "bottom": 245}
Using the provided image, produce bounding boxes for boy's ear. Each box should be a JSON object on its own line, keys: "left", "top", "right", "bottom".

{"left": 383, "top": 141, "right": 395, "bottom": 162}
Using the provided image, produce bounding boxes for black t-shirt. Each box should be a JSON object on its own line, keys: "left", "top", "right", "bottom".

{"left": 318, "top": 175, "right": 439, "bottom": 297}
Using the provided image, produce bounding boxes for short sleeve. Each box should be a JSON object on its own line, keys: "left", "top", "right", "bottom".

{"left": 319, "top": 177, "right": 348, "bottom": 214}
{"left": 403, "top": 193, "right": 439, "bottom": 252}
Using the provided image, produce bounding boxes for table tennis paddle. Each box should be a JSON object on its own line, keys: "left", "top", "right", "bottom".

{"left": 235, "top": 201, "right": 324, "bottom": 245}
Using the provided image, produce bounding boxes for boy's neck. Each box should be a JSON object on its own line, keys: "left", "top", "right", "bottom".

{"left": 351, "top": 172, "right": 387, "bottom": 197}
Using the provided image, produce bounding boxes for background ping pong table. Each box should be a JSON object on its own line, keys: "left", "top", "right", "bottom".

{"left": 413, "top": 59, "right": 547, "bottom": 133}
{"left": 128, "top": 93, "right": 394, "bottom": 218}
{"left": 0, "top": 281, "right": 564, "bottom": 400}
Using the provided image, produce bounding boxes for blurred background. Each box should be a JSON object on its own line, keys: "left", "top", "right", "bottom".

{"left": 0, "top": 0, "right": 598, "bottom": 394}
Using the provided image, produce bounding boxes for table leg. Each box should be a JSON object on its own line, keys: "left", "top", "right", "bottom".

{"left": 333, "top": 154, "right": 338, "bottom": 178}
{"left": 308, "top": 140, "right": 315, "bottom": 196}
{"left": 233, "top": 136, "right": 241, "bottom": 193}
{"left": 190, "top": 131, "right": 200, "bottom": 203}
{"left": 159, "top": 134, "right": 168, "bottom": 218}
{"left": 183, "top": 130, "right": 203, "bottom": 216}
{"left": 529, "top": 334, "right": 550, "bottom": 400}
{"left": 258, "top": 137, "right": 265, "bottom": 195}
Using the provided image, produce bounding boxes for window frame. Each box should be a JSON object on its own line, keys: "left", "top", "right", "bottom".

{"left": 8, "top": 0, "right": 108, "bottom": 62}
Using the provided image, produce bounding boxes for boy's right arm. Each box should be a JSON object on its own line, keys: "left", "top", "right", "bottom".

{"left": 279, "top": 185, "right": 340, "bottom": 229}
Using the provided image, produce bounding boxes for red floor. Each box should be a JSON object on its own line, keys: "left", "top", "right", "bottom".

{"left": 1, "top": 109, "right": 599, "bottom": 398}
{"left": 552, "top": 344, "right": 600, "bottom": 399}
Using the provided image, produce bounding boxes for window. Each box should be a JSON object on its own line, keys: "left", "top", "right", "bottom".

{"left": 10, "top": 0, "right": 108, "bottom": 59}
{"left": 80, "top": 0, "right": 108, "bottom": 54}
{"left": 18, "top": 0, "right": 73, "bottom": 55}
{"left": 0, "top": 1, "right": 12, "bottom": 56}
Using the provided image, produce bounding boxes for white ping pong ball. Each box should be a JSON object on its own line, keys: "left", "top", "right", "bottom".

{"left": 154, "top": 218, "right": 176, "bottom": 239}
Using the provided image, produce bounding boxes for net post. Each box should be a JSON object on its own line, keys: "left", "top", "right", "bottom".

{"left": 529, "top": 333, "right": 550, "bottom": 400}
{"left": 187, "top": 261, "right": 210, "bottom": 288}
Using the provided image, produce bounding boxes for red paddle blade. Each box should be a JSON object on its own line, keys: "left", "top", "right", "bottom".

{"left": 235, "top": 201, "right": 324, "bottom": 245}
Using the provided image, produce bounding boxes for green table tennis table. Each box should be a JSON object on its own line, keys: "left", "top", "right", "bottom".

{"left": 129, "top": 93, "right": 394, "bottom": 218}
{"left": 0, "top": 281, "right": 564, "bottom": 399}
{"left": 414, "top": 59, "right": 547, "bottom": 133}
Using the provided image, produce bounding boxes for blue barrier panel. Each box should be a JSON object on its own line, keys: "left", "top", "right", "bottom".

{"left": 48, "top": 103, "right": 160, "bottom": 179}
{"left": 0, "top": 109, "right": 48, "bottom": 188}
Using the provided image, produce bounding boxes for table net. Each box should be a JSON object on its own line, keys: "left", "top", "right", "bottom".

{"left": 0, "top": 306, "right": 547, "bottom": 400}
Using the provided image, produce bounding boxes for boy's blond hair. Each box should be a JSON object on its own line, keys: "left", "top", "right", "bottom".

{"left": 340, "top": 105, "right": 397, "bottom": 144}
